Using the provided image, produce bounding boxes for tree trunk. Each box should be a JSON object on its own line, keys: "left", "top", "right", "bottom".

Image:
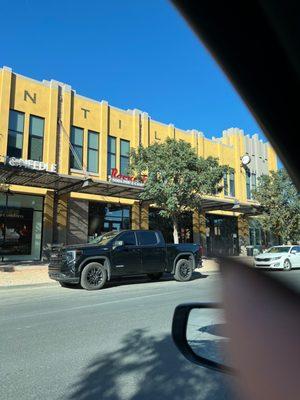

{"left": 173, "top": 219, "right": 179, "bottom": 244}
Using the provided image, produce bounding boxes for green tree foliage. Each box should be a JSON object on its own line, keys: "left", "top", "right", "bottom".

{"left": 130, "top": 138, "right": 227, "bottom": 243}
{"left": 252, "top": 169, "right": 300, "bottom": 243}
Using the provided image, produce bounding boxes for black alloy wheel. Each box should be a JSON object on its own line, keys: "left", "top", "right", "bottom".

{"left": 81, "top": 262, "right": 107, "bottom": 290}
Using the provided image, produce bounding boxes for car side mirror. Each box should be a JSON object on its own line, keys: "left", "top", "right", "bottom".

{"left": 112, "top": 240, "right": 124, "bottom": 250}
{"left": 172, "top": 302, "right": 235, "bottom": 375}
{"left": 291, "top": 250, "right": 296, "bottom": 254}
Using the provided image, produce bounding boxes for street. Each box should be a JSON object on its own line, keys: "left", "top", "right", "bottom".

{"left": 1, "top": 269, "right": 300, "bottom": 400}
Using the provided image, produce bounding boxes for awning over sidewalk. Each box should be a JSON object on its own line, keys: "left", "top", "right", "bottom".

{"left": 0, "top": 163, "right": 261, "bottom": 213}
{"left": 0, "top": 164, "right": 143, "bottom": 200}
{"left": 200, "top": 197, "right": 261, "bottom": 215}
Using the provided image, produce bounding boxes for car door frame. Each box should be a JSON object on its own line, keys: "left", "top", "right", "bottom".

{"left": 110, "top": 231, "right": 142, "bottom": 276}
{"left": 136, "top": 231, "right": 166, "bottom": 274}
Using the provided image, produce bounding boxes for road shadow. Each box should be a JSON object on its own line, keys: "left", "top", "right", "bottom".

{"left": 65, "top": 272, "right": 208, "bottom": 290}
{"left": 66, "top": 328, "right": 236, "bottom": 400}
{"left": 198, "top": 323, "right": 226, "bottom": 337}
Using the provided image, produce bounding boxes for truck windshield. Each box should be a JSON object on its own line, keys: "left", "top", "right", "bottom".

{"left": 90, "top": 231, "right": 120, "bottom": 245}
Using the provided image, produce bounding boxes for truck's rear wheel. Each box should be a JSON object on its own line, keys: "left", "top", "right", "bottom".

{"left": 80, "top": 262, "right": 107, "bottom": 290}
{"left": 174, "top": 259, "right": 193, "bottom": 282}
{"left": 147, "top": 272, "right": 163, "bottom": 281}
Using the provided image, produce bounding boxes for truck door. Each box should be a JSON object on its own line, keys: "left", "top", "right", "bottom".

{"left": 111, "top": 231, "right": 142, "bottom": 275}
{"left": 137, "top": 231, "right": 166, "bottom": 274}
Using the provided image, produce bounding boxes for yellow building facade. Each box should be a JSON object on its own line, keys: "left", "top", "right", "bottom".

{"left": 0, "top": 67, "right": 277, "bottom": 261}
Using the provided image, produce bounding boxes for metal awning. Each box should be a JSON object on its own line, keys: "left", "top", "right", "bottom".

{"left": 0, "top": 163, "right": 261, "bottom": 212}
{"left": 200, "top": 197, "right": 261, "bottom": 215}
{"left": 0, "top": 164, "right": 143, "bottom": 200}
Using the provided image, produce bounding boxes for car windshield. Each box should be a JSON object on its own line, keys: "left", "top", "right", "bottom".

{"left": 267, "top": 246, "right": 291, "bottom": 253}
{"left": 89, "top": 231, "right": 120, "bottom": 245}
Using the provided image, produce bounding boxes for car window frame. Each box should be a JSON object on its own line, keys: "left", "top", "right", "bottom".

{"left": 117, "top": 231, "right": 138, "bottom": 246}
{"left": 137, "top": 231, "right": 159, "bottom": 246}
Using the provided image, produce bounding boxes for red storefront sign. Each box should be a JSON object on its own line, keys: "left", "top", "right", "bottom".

{"left": 109, "top": 168, "right": 147, "bottom": 187}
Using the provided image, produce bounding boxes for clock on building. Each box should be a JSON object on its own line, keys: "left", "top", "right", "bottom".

{"left": 241, "top": 154, "right": 251, "bottom": 165}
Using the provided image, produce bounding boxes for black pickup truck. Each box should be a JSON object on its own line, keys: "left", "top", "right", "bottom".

{"left": 48, "top": 230, "right": 202, "bottom": 290}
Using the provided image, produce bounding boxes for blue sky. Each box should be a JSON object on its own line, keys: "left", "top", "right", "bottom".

{"left": 1, "top": 0, "right": 267, "bottom": 142}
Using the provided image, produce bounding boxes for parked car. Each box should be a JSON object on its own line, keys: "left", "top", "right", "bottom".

{"left": 48, "top": 230, "right": 202, "bottom": 290}
{"left": 254, "top": 245, "right": 300, "bottom": 270}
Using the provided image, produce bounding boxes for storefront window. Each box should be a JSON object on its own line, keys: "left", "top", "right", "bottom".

{"left": 0, "top": 193, "right": 43, "bottom": 261}
{"left": 88, "top": 202, "right": 131, "bottom": 241}
{"left": 206, "top": 214, "right": 239, "bottom": 256}
{"left": 149, "top": 208, "right": 193, "bottom": 243}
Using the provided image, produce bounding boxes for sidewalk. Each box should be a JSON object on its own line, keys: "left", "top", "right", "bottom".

{"left": 0, "top": 262, "right": 52, "bottom": 287}
{"left": 0, "top": 258, "right": 250, "bottom": 288}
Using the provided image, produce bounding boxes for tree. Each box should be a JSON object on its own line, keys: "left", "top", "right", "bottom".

{"left": 252, "top": 169, "right": 300, "bottom": 244}
{"left": 130, "top": 138, "right": 227, "bottom": 243}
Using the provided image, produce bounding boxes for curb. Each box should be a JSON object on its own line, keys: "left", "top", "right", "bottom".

{"left": 0, "top": 282, "right": 58, "bottom": 290}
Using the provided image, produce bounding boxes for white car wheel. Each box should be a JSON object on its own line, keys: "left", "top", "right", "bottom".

{"left": 283, "top": 259, "right": 292, "bottom": 271}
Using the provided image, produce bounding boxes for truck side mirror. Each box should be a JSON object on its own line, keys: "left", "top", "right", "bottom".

{"left": 112, "top": 240, "right": 124, "bottom": 250}
{"left": 172, "top": 302, "right": 235, "bottom": 375}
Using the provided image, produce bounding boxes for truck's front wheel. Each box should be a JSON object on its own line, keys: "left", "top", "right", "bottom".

{"left": 174, "top": 259, "right": 193, "bottom": 282}
{"left": 80, "top": 262, "right": 107, "bottom": 290}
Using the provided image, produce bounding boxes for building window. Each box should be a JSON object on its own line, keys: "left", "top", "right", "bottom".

{"left": 120, "top": 139, "right": 130, "bottom": 175}
{"left": 149, "top": 208, "right": 193, "bottom": 243}
{"left": 88, "top": 202, "right": 131, "bottom": 240}
{"left": 70, "top": 126, "right": 83, "bottom": 170}
{"left": 246, "top": 169, "right": 251, "bottom": 199}
{"left": 29, "top": 115, "right": 44, "bottom": 161}
{"left": 87, "top": 131, "right": 99, "bottom": 173}
{"left": 107, "top": 136, "right": 116, "bottom": 175}
{"left": 7, "top": 110, "right": 24, "bottom": 158}
{"left": 229, "top": 171, "right": 235, "bottom": 197}
{"left": 223, "top": 172, "right": 228, "bottom": 196}
{"left": 251, "top": 172, "right": 257, "bottom": 194}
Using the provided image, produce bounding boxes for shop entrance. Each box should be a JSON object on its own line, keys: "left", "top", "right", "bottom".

{"left": 206, "top": 214, "right": 239, "bottom": 256}
{"left": 0, "top": 193, "right": 44, "bottom": 261}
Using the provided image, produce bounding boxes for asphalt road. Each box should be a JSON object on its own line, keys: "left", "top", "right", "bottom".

{"left": 1, "top": 269, "right": 300, "bottom": 400}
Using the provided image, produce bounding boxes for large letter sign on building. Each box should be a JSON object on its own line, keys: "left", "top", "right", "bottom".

{"left": 4, "top": 157, "right": 57, "bottom": 173}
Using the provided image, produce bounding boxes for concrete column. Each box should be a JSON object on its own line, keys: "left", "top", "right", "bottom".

{"left": 0, "top": 67, "right": 12, "bottom": 160}
{"left": 132, "top": 109, "right": 141, "bottom": 148}
{"left": 43, "top": 191, "right": 54, "bottom": 250}
{"left": 100, "top": 100, "right": 108, "bottom": 180}
{"left": 58, "top": 84, "right": 72, "bottom": 174}
{"left": 193, "top": 210, "right": 207, "bottom": 252}
{"left": 141, "top": 202, "right": 149, "bottom": 230}
{"left": 52, "top": 193, "right": 69, "bottom": 244}
{"left": 237, "top": 214, "right": 250, "bottom": 255}
{"left": 67, "top": 199, "right": 89, "bottom": 244}
{"left": 45, "top": 81, "right": 59, "bottom": 165}
{"left": 131, "top": 201, "right": 140, "bottom": 229}
{"left": 141, "top": 112, "right": 150, "bottom": 147}
{"left": 168, "top": 123, "right": 175, "bottom": 139}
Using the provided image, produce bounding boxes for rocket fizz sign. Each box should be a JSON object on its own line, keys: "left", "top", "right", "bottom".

{"left": 108, "top": 168, "right": 147, "bottom": 187}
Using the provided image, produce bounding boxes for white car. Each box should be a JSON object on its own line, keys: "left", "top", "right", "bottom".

{"left": 254, "top": 245, "right": 300, "bottom": 271}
